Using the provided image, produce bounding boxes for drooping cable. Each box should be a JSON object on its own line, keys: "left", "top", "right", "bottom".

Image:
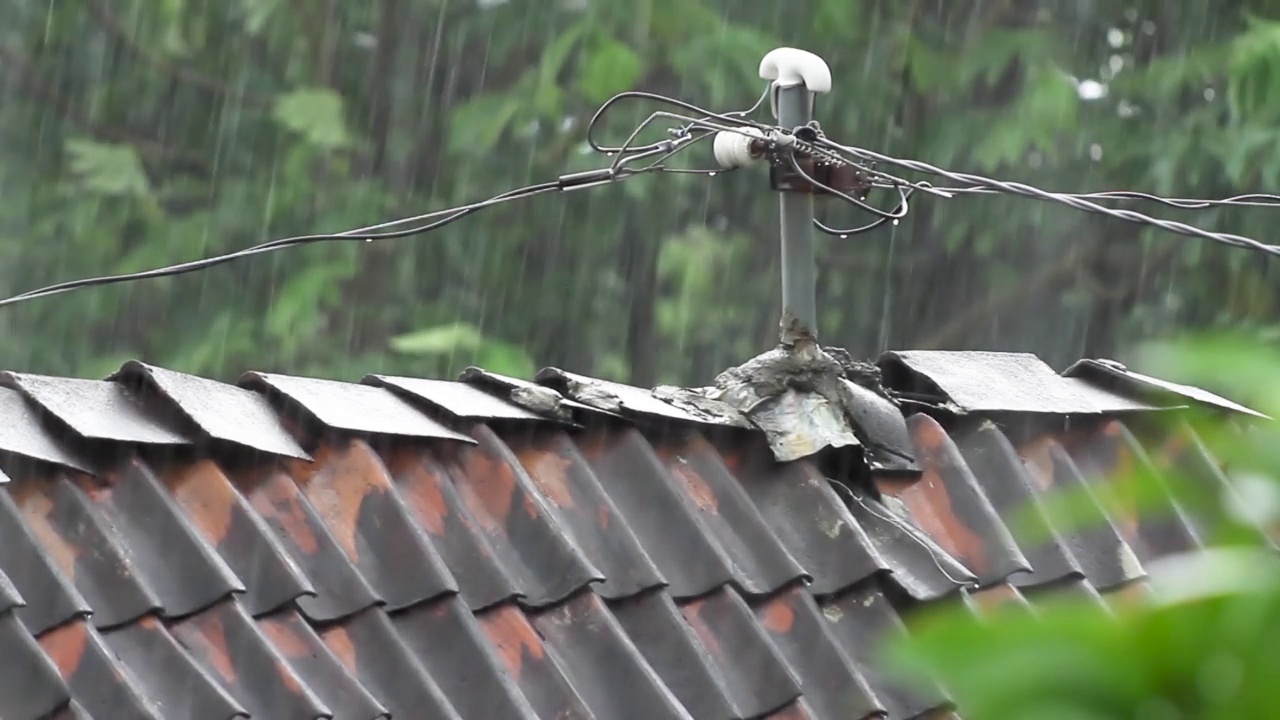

{"left": 6, "top": 83, "right": 1280, "bottom": 310}
{"left": 820, "top": 139, "right": 1280, "bottom": 256}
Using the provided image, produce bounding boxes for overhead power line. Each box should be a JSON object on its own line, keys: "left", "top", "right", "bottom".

{"left": 2, "top": 57, "right": 1278, "bottom": 310}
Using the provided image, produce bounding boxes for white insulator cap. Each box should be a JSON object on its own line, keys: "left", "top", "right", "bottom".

{"left": 713, "top": 127, "right": 765, "bottom": 169}
{"left": 759, "top": 48, "right": 832, "bottom": 94}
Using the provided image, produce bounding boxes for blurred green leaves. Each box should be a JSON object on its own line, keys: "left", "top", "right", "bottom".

{"left": 64, "top": 139, "right": 152, "bottom": 199}
{"left": 578, "top": 35, "right": 644, "bottom": 103}
{"left": 894, "top": 334, "right": 1280, "bottom": 719}
{"left": 273, "top": 88, "right": 352, "bottom": 149}
{"left": 391, "top": 322, "right": 536, "bottom": 378}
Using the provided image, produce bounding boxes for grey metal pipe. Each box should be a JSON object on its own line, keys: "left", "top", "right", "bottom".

{"left": 774, "top": 84, "right": 818, "bottom": 345}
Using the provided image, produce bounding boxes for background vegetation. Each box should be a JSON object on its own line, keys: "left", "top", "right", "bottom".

{"left": 1, "top": 1, "right": 1278, "bottom": 386}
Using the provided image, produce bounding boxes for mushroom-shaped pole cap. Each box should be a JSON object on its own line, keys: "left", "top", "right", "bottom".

{"left": 759, "top": 47, "right": 832, "bottom": 94}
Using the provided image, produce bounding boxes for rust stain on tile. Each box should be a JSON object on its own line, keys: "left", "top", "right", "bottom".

{"left": 969, "top": 584, "right": 1023, "bottom": 616}
{"left": 386, "top": 447, "right": 450, "bottom": 536}
{"left": 11, "top": 481, "right": 80, "bottom": 582}
{"left": 479, "top": 604, "right": 545, "bottom": 679}
{"left": 38, "top": 618, "right": 89, "bottom": 679}
{"left": 163, "top": 460, "right": 238, "bottom": 545}
{"left": 899, "top": 418, "right": 992, "bottom": 576}
{"left": 670, "top": 464, "right": 719, "bottom": 513}
{"left": 275, "top": 658, "right": 306, "bottom": 695}
{"left": 1016, "top": 437, "right": 1055, "bottom": 492}
{"left": 516, "top": 443, "right": 577, "bottom": 510}
{"left": 758, "top": 596, "right": 796, "bottom": 634}
{"left": 454, "top": 445, "right": 521, "bottom": 534}
{"left": 248, "top": 471, "right": 320, "bottom": 555}
{"left": 678, "top": 598, "right": 725, "bottom": 657}
{"left": 320, "top": 625, "right": 358, "bottom": 672}
{"left": 289, "top": 440, "right": 395, "bottom": 563}
{"left": 258, "top": 616, "right": 310, "bottom": 658}
{"left": 186, "top": 611, "right": 238, "bottom": 683}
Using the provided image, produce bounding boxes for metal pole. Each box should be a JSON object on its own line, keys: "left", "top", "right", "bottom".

{"left": 774, "top": 85, "right": 818, "bottom": 346}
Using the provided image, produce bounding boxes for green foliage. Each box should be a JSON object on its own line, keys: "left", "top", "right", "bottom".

{"left": 274, "top": 88, "right": 352, "bottom": 149}
{"left": 391, "top": 323, "right": 535, "bottom": 378}
{"left": 578, "top": 35, "right": 644, "bottom": 104}
{"left": 64, "top": 139, "right": 152, "bottom": 199}
{"left": 894, "top": 334, "right": 1280, "bottom": 718}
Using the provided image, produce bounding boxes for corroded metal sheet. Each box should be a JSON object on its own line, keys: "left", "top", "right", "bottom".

{"left": 0, "top": 387, "right": 94, "bottom": 472}
{"left": 951, "top": 422, "right": 1086, "bottom": 588}
{"left": 4, "top": 373, "right": 193, "bottom": 445}
{"left": 162, "top": 461, "right": 315, "bottom": 617}
{"left": 1064, "top": 358, "right": 1264, "bottom": 419}
{"left": 0, "top": 607, "right": 69, "bottom": 720}
{"left": 232, "top": 467, "right": 380, "bottom": 623}
{"left": 536, "top": 367, "right": 707, "bottom": 424}
{"left": 391, "top": 594, "right": 539, "bottom": 720}
{"left": 0, "top": 360, "right": 1249, "bottom": 720}
{"left": 879, "top": 350, "right": 1163, "bottom": 415}
{"left": 530, "top": 591, "right": 693, "bottom": 720}
{"left": 366, "top": 374, "right": 547, "bottom": 422}
{"left": 286, "top": 439, "right": 457, "bottom": 611}
{"left": 751, "top": 586, "right": 884, "bottom": 720}
{"left": 257, "top": 609, "right": 389, "bottom": 719}
{"left": 886, "top": 414, "right": 1032, "bottom": 587}
{"left": 675, "top": 587, "right": 802, "bottom": 717}
{"left": 507, "top": 429, "right": 665, "bottom": 600}
{"left": 0, "top": 489, "right": 91, "bottom": 634}
{"left": 241, "top": 372, "right": 474, "bottom": 443}
{"left": 113, "top": 362, "right": 310, "bottom": 460}
{"left": 318, "top": 606, "right": 463, "bottom": 720}
{"left": 448, "top": 425, "right": 602, "bottom": 608}
{"left": 719, "top": 439, "right": 889, "bottom": 596}
{"left": 820, "top": 582, "right": 953, "bottom": 720}
{"left": 168, "top": 599, "right": 330, "bottom": 719}
{"left": 384, "top": 446, "right": 521, "bottom": 610}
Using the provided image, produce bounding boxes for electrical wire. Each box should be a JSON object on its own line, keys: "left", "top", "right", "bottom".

{"left": 827, "top": 479, "right": 975, "bottom": 586}
{"left": 6, "top": 83, "right": 1280, "bottom": 310}
{"left": 819, "top": 139, "right": 1280, "bottom": 256}
{"left": 0, "top": 183, "right": 564, "bottom": 307}
{"left": 877, "top": 185, "right": 1280, "bottom": 209}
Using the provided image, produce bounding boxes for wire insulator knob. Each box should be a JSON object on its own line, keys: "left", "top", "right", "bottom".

{"left": 714, "top": 127, "right": 766, "bottom": 169}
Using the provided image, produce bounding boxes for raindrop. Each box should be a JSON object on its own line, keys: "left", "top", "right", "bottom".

{"left": 1109, "top": 55, "right": 1125, "bottom": 74}
{"left": 1107, "top": 28, "right": 1125, "bottom": 48}
{"left": 365, "top": 238, "right": 373, "bottom": 243}
{"left": 708, "top": 172, "right": 717, "bottom": 177}
{"left": 1089, "top": 143, "right": 1104, "bottom": 162}
{"left": 1204, "top": 88, "right": 1216, "bottom": 102}
{"left": 839, "top": 234, "right": 849, "bottom": 239}
{"left": 892, "top": 219, "right": 899, "bottom": 226}
{"left": 1141, "top": 20, "right": 1157, "bottom": 35}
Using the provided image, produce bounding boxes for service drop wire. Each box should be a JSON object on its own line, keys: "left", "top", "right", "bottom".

{"left": 821, "top": 139, "right": 1280, "bottom": 257}
{"left": 0, "top": 183, "right": 559, "bottom": 307}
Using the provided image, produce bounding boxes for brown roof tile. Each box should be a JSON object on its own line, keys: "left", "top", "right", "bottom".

{"left": 0, "top": 351, "right": 1259, "bottom": 719}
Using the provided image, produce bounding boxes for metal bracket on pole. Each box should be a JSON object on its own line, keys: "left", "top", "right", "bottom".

{"left": 759, "top": 48, "right": 832, "bottom": 347}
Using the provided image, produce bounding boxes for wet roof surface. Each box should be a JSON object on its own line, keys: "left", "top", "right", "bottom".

{"left": 0, "top": 351, "right": 1261, "bottom": 720}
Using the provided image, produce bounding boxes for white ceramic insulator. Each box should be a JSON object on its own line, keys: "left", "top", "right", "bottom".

{"left": 713, "top": 127, "right": 765, "bottom": 169}
{"left": 759, "top": 48, "right": 832, "bottom": 94}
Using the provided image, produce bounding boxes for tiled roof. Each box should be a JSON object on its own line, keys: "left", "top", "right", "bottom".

{"left": 0, "top": 349, "right": 1263, "bottom": 720}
